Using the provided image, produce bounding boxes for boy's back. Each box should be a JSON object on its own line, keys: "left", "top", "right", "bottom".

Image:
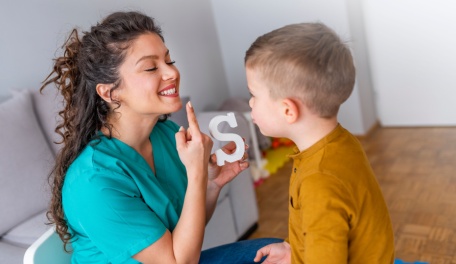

{"left": 288, "top": 124, "right": 394, "bottom": 263}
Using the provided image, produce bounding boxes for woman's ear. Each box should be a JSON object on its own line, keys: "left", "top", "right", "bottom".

{"left": 281, "top": 98, "right": 300, "bottom": 124}
{"left": 96, "top": 83, "right": 114, "bottom": 103}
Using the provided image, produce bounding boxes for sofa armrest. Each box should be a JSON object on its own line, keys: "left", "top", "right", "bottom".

{"left": 228, "top": 166, "right": 259, "bottom": 238}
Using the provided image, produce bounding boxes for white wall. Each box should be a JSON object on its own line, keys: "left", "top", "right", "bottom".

{"left": 362, "top": 0, "right": 456, "bottom": 126}
{"left": 346, "top": 0, "right": 378, "bottom": 133}
{"left": 3, "top": 1, "right": 453, "bottom": 131}
{"left": 210, "top": 0, "right": 376, "bottom": 135}
{"left": 0, "top": 0, "right": 229, "bottom": 112}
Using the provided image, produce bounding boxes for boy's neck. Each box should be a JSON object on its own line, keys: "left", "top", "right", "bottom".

{"left": 290, "top": 116, "right": 339, "bottom": 152}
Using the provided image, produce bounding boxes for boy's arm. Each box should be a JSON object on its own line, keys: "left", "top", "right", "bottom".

{"left": 298, "top": 174, "right": 354, "bottom": 263}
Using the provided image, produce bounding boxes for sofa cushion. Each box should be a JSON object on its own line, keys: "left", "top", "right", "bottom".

{"left": 0, "top": 240, "right": 26, "bottom": 264}
{"left": 1, "top": 211, "right": 49, "bottom": 248}
{"left": 31, "top": 88, "right": 63, "bottom": 155}
{"left": 0, "top": 89, "right": 53, "bottom": 235}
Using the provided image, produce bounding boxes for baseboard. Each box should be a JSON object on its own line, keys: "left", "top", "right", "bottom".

{"left": 237, "top": 223, "right": 259, "bottom": 241}
{"left": 355, "top": 120, "right": 380, "bottom": 140}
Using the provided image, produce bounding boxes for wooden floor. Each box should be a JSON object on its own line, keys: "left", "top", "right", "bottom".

{"left": 248, "top": 127, "right": 456, "bottom": 263}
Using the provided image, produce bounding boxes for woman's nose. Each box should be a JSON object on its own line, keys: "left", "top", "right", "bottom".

{"left": 162, "top": 63, "right": 179, "bottom": 80}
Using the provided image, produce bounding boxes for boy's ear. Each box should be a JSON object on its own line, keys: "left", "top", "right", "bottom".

{"left": 281, "top": 98, "right": 300, "bottom": 124}
{"left": 96, "top": 83, "right": 114, "bottom": 103}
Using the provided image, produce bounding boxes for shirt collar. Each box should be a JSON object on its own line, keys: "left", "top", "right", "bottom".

{"left": 288, "top": 123, "right": 344, "bottom": 161}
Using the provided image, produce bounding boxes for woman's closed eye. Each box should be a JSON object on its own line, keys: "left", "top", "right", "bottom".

{"left": 145, "top": 61, "right": 176, "bottom": 72}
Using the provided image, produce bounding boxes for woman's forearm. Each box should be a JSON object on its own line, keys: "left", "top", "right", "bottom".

{"left": 204, "top": 180, "right": 222, "bottom": 223}
{"left": 171, "top": 168, "right": 208, "bottom": 263}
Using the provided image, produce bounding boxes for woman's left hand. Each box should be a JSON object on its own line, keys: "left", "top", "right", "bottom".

{"left": 207, "top": 140, "right": 250, "bottom": 189}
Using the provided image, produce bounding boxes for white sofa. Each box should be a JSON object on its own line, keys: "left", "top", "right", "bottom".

{"left": 0, "top": 88, "right": 259, "bottom": 263}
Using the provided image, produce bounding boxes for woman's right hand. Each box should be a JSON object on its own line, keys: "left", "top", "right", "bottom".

{"left": 175, "top": 101, "right": 213, "bottom": 179}
{"left": 135, "top": 101, "right": 211, "bottom": 264}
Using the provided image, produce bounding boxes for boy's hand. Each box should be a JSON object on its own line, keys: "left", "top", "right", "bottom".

{"left": 207, "top": 140, "right": 249, "bottom": 188}
{"left": 254, "top": 241, "right": 291, "bottom": 264}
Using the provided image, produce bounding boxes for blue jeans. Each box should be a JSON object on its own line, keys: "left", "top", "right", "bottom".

{"left": 199, "top": 238, "right": 283, "bottom": 264}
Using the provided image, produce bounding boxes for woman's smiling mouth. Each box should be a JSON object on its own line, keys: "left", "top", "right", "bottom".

{"left": 158, "top": 85, "right": 178, "bottom": 96}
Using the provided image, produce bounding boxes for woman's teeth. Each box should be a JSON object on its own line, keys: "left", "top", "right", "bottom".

{"left": 159, "top": 88, "right": 176, "bottom": 95}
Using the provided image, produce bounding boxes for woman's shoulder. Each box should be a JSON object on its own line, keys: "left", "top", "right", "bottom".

{"left": 65, "top": 137, "right": 131, "bottom": 181}
{"left": 64, "top": 147, "right": 139, "bottom": 201}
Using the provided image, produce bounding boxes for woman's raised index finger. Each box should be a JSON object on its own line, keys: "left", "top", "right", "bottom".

{"left": 186, "top": 101, "right": 201, "bottom": 132}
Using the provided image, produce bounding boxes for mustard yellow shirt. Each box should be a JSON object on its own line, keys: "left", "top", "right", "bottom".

{"left": 287, "top": 124, "right": 394, "bottom": 264}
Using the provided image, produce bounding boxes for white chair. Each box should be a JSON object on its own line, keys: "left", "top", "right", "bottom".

{"left": 23, "top": 227, "right": 72, "bottom": 264}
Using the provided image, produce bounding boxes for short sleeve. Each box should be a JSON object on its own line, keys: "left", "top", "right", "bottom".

{"left": 298, "top": 173, "right": 354, "bottom": 264}
{"left": 63, "top": 169, "right": 167, "bottom": 264}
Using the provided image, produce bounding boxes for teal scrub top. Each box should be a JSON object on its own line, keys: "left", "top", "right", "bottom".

{"left": 62, "top": 120, "right": 188, "bottom": 264}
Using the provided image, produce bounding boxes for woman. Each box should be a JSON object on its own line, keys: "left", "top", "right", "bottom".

{"left": 42, "top": 11, "right": 280, "bottom": 264}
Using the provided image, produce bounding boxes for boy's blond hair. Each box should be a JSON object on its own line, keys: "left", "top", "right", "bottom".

{"left": 245, "top": 22, "right": 355, "bottom": 118}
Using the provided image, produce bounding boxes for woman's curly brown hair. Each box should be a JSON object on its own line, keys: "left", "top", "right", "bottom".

{"left": 41, "top": 11, "right": 165, "bottom": 251}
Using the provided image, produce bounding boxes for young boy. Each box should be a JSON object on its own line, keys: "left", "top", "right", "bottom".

{"left": 246, "top": 23, "right": 395, "bottom": 263}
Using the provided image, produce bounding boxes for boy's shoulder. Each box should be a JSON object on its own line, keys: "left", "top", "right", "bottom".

{"left": 290, "top": 124, "right": 373, "bottom": 186}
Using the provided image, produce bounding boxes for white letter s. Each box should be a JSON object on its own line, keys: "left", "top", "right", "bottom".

{"left": 208, "top": 113, "right": 245, "bottom": 166}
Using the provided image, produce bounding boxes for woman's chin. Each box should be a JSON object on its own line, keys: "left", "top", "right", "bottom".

{"left": 168, "top": 100, "right": 183, "bottom": 114}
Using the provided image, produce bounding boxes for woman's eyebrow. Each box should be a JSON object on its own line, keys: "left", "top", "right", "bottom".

{"left": 135, "top": 50, "right": 170, "bottom": 65}
{"left": 136, "top": 55, "right": 158, "bottom": 65}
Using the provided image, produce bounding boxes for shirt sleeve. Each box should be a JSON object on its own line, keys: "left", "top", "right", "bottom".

{"left": 64, "top": 169, "right": 167, "bottom": 264}
{"left": 299, "top": 173, "right": 355, "bottom": 264}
